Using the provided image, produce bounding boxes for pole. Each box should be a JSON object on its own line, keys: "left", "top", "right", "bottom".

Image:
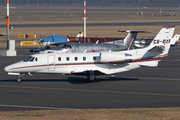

{"left": 7, "top": 0, "right": 9, "bottom": 50}
{"left": 83, "top": 0, "right": 87, "bottom": 42}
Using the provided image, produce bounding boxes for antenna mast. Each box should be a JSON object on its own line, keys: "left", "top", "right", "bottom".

{"left": 6, "top": 0, "right": 9, "bottom": 49}
{"left": 83, "top": 0, "right": 88, "bottom": 42}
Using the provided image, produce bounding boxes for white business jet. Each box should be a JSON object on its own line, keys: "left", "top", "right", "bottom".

{"left": 41, "top": 30, "right": 149, "bottom": 53}
{"left": 134, "top": 34, "right": 180, "bottom": 48}
{"left": 0, "top": 34, "right": 6, "bottom": 37}
{"left": 4, "top": 25, "right": 175, "bottom": 82}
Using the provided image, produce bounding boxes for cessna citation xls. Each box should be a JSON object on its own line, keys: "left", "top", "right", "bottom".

{"left": 35, "top": 30, "right": 149, "bottom": 53}
{"left": 4, "top": 25, "right": 175, "bottom": 82}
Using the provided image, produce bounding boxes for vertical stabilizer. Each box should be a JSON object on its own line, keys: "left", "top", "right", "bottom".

{"left": 119, "top": 30, "right": 150, "bottom": 50}
{"left": 148, "top": 25, "right": 175, "bottom": 55}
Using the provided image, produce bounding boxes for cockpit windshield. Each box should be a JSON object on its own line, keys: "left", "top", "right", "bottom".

{"left": 29, "top": 57, "right": 35, "bottom": 62}
{"left": 23, "top": 56, "right": 32, "bottom": 62}
{"left": 58, "top": 44, "right": 67, "bottom": 48}
{"left": 58, "top": 44, "right": 71, "bottom": 49}
{"left": 23, "top": 56, "right": 37, "bottom": 62}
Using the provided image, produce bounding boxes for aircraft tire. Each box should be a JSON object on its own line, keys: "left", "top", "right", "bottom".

{"left": 90, "top": 77, "right": 97, "bottom": 83}
{"left": 17, "top": 77, "right": 21, "bottom": 82}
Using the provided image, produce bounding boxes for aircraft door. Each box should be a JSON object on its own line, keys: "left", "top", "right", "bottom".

{"left": 47, "top": 55, "right": 55, "bottom": 71}
{"left": 75, "top": 46, "right": 79, "bottom": 52}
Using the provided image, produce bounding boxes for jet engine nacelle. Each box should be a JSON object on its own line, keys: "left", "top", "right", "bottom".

{"left": 100, "top": 52, "right": 125, "bottom": 63}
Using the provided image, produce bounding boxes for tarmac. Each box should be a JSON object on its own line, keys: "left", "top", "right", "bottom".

{"left": 1, "top": 22, "right": 180, "bottom": 28}
{"left": 0, "top": 46, "right": 180, "bottom": 111}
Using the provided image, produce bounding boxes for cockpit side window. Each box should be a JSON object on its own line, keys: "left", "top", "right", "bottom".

{"left": 35, "top": 57, "right": 38, "bottom": 61}
{"left": 66, "top": 45, "right": 72, "bottom": 49}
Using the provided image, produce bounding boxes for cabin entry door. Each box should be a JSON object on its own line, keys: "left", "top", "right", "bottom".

{"left": 47, "top": 55, "right": 55, "bottom": 71}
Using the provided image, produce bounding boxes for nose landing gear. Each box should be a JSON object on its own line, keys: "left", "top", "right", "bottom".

{"left": 17, "top": 74, "right": 24, "bottom": 82}
{"left": 17, "top": 77, "right": 21, "bottom": 82}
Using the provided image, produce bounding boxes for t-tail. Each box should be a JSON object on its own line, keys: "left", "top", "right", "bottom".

{"left": 170, "top": 34, "right": 180, "bottom": 46}
{"left": 146, "top": 25, "right": 175, "bottom": 57}
{"left": 127, "top": 25, "right": 175, "bottom": 68}
{"left": 76, "top": 32, "right": 84, "bottom": 37}
{"left": 118, "top": 30, "right": 150, "bottom": 50}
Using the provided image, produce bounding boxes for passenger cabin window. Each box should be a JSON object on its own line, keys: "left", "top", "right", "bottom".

{"left": 66, "top": 57, "right": 70, "bottom": 61}
{"left": 75, "top": 57, "right": 78, "bottom": 61}
{"left": 58, "top": 57, "right": 61, "bottom": 61}
{"left": 93, "top": 57, "right": 96, "bottom": 61}
{"left": 83, "top": 57, "right": 86, "bottom": 61}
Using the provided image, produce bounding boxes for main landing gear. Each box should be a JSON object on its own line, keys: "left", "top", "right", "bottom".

{"left": 87, "top": 71, "right": 97, "bottom": 82}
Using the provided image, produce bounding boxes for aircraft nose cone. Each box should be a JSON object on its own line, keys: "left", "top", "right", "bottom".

{"left": 4, "top": 65, "right": 11, "bottom": 73}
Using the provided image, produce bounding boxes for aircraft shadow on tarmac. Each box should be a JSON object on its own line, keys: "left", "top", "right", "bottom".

{"left": 1, "top": 77, "right": 138, "bottom": 84}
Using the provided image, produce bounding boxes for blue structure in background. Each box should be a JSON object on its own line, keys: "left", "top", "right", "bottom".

{"left": 42, "top": 35, "right": 69, "bottom": 44}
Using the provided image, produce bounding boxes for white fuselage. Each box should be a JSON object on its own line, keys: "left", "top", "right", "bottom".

{"left": 4, "top": 47, "right": 166, "bottom": 76}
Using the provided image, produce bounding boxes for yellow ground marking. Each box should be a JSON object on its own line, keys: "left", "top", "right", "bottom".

{"left": 0, "top": 85, "right": 180, "bottom": 97}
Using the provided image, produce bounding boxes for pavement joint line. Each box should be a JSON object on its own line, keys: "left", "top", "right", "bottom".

{"left": 120, "top": 76, "right": 180, "bottom": 81}
{"left": 0, "top": 104, "right": 81, "bottom": 110}
{"left": 100, "top": 76, "right": 180, "bottom": 81}
{"left": 0, "top": 85, "right": 180, "bottom": 97}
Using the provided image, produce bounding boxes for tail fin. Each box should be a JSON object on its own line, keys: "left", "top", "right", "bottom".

{"left": 170, "top": 34, "right": 180, "bottom": 45}
{"left": 76, "top": 32, "right": 84, "bottom": 37}
{"left": 118, "top": 30, "right": 150, "bottom": 50}
{"left": 148, "top": 25, "right": 175, "bottom": 55}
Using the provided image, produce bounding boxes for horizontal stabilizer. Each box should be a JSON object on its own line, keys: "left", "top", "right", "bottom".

{"left": 71, "top": 69, "right": 87, "bottom": 73}
{"left": 138, "top": 61, "right": 159, "bottom": 67}
{"left": 118, "top": 30, "right": 151, "bottom": 33}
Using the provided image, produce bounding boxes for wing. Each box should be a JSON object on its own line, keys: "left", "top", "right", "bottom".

{"left": 0, "top": 34, "right": 6, "bottom": 36}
